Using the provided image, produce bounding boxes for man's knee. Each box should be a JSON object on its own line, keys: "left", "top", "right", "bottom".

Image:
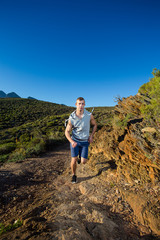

{"left": 71, "top": 157, "right": 78, "bottom": 164}
{"left": 81, "top": 157, "right": 88, "bottom": 164}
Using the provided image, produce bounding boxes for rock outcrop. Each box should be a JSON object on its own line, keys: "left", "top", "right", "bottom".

{"left": 89, "top": 93, "right": 160, "bottom": 236}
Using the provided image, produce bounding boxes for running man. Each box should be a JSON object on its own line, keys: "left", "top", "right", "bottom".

{"left": 65, "top": 97, "right": 97, "bottom": 183}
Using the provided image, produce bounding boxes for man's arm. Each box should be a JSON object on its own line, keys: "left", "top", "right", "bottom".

{"left": 88, "top": 114, "right": 97, "bottom": 143}
{"left": 65, "top": 120, "right": 77, "bottom": 148}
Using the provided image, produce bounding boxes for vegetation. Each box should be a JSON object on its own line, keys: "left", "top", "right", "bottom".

{"left": 0, "top": 220, "right": 22, "bottom": 235}
{"left": 0, "top": 98, "right": 114, "bottom": 163}
{"left": 113, "top": 113, "right": 134, "bottom": 130}
{"left": 138, "top": 68, "right": 160, "bottom": 124}
{"left": 0, "top": 98, "right": 74, "bottom": 130}
{"left": 87, "top": 106, "right": 114, "bottom": 130}
{"left": 0, "top": 113, "right": 70, "bottom": 163}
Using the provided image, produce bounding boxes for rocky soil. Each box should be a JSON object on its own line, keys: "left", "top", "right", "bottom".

{"left": 0, "top": 143, "right": 159, "bottom": 240}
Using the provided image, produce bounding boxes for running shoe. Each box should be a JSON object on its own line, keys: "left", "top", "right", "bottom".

{"left": 71, "top": 175, "right": 77, "bottom": 183}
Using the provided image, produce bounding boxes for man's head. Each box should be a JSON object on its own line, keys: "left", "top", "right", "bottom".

{"left": 76, "top": 97, "right": 85, "bottom": 112}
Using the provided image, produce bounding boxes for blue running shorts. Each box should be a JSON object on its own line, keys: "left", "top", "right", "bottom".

{"left": 70, "top": 141, "right": 89, "bottom": 159}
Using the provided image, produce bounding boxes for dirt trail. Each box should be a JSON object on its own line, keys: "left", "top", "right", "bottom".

{"left": 0, "top": 144, "right": 158, "bottom": 240}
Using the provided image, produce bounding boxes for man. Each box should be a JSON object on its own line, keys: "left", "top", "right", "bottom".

{"left": 65, "top": 97, "right": 97, "bottom": 183}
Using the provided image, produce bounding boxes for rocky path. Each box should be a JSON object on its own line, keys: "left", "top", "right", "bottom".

{"left": 0, "top": 144, "right": 158, "bottom": 240}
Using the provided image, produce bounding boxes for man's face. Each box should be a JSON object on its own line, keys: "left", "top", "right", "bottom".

{"left": 76, "top": 100, "right": 85, "bottom": 111}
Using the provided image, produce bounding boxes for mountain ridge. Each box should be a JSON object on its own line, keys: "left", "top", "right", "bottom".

{"left": 0, "top": 90, "right": 35, "bottom": 99}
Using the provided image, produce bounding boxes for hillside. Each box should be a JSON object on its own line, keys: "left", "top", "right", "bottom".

{"left": 0, "top": 98, "right": 73, "bottom": 163}
{"left": 0, "top": 98, "right": 74, "bottom": 130}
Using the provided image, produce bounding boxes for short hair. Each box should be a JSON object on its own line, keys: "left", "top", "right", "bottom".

{"left": 76, "top": 97, "right": 85, "bottom": 102}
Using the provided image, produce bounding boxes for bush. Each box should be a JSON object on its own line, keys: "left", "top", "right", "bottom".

{"left": 0, "top": 143, "right": 16, "bottom": 154}
{"left": 139, "top": 69, "right": 160, "bottom": 123}
{"left": 25, "top": 140, "right": 46, "bottom": 157}
{"left": 0, "top": 154, "right": 10, "bottom": 163}
{"left": 113, "top": 113, "right": 134, "bottom": 130}
{"left": 0, "top": 220, "right": 22, "bottom": 235}
{"left": 8, "top": 149, "right": 26, "bottom": 162}
{"left": 19, "top": 133, "right": 30, "bottom": 143}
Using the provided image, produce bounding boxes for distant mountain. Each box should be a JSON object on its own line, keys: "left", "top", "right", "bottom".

{"left": 6, "top": 92, "right": 21, "bottom": 98}
{"left": 28, "top": 96, "right": 36, "bottom": 100}
{"left": 0, "top": 90, "right": 6, "bottom": 98}
{"left": 0, "top": 90, "right": 35, "bottom": 99}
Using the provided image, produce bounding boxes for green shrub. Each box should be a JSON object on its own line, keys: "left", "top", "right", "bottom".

{"left": 0, "top": 220, "right": 22, "bottom": 235}
{"left": 139, "top": 69, "right": 160, "bottom": 123}
{"left": 0, "top": 154, "right": 10, "bottom": 163}
{"left": 0, "top": 143, "right": 16, "bottom": 154}
{"left": 19, "top": 133, "right": 30, "bottom": 143}
{"left": 8, "top": 149, "right": 26, "bottom": 162}
{"left": 113, "top": 113, "right": 134, "bottom": 129}
{"left": 25, "top": 140, "right": 46, "bottom": 157}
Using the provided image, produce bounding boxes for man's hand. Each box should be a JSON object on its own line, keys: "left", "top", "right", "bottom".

{"left": 71, "top": 141, "right": 77, "bottom": 148}
{"left": 88, "top": 135, "right": 94, "bottom": 143}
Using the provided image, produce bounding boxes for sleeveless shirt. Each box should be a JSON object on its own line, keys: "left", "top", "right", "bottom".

{"left": 69, "top": 109, "right": 91, "bottom": 142}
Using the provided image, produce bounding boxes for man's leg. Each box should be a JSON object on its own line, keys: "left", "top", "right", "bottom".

{"left": 71, "top": 157, "right": 78, "bottom": 175}
{"left": 71, "top": 157, "right": 78, "bottom": 183}
{"left": 70, "top": 142, "right": 79, "bottom": 183}
{"left": 81, "top": 157, "right": 88, "bottom": 164}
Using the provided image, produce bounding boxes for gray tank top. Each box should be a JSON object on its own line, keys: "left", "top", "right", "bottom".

{"left": 69, "top": 109, "right": 91, "bottom": 142}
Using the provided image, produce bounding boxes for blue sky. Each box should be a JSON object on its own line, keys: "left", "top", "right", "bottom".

{"left": 0, "top": 0, "right": 160, "bottom": 107}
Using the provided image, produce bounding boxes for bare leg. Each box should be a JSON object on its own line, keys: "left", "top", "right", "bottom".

{"left": 81, "top": 157, "right": 88, "bottom": 164}
{"left": 71, "top": 157, "right": 78, "bottom": 175}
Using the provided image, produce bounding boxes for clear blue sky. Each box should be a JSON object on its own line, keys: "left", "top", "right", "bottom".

{"left": 0, "top": 0, "right": 160, "bottom": 107}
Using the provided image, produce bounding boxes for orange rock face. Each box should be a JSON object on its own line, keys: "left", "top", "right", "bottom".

{"left": 89, "top": 94, "right": 160, "bottom": 236}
